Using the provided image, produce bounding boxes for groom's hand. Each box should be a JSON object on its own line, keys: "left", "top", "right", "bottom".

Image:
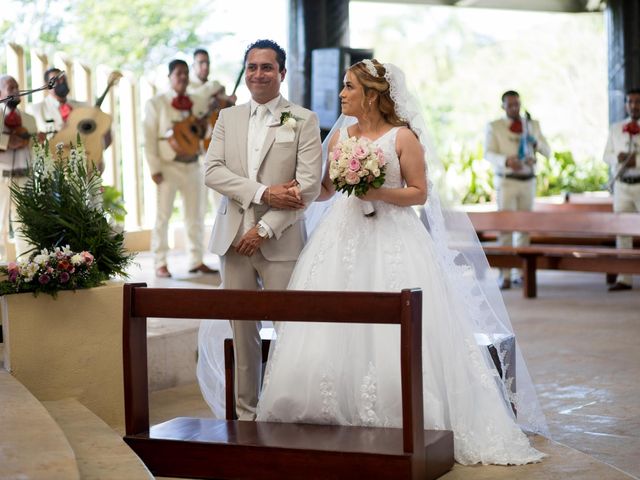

{"left": 235, "top": 226, "right": 265, "bottom": 257}
{"left": 264, "top": 180, "right": 305, "bottom": 209}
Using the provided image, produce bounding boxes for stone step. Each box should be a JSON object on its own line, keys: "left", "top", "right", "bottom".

{"left": 0, "top": 369, "right": 80, "bottom": 479}
{"left": 43, "top": 398, "right": 153, "bottom": 480}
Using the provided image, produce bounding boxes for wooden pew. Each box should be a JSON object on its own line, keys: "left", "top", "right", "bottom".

{"left": 468, "top": 211, "right": 640, "bottom": 298}
{"left": 122, "top": 284, "right": 454, "bottom": 480}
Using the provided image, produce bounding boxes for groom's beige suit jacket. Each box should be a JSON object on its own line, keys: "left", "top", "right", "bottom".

{"left": 204, "top": 96, "right": 322, "bottom": 261}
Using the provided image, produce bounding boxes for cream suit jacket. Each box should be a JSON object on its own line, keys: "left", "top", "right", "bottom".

{"left": 205, "top": 97, "right": 322, "bottom": 261}
{"left": 27, "top": 95, "right": 88, "bottom": 135}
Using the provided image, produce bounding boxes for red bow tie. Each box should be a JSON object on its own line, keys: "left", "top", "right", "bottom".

{"left": 4, "top": 109, "right": 22, "bottom": 128}
{"left": 59, "top": 102, "right": 73, "bottom": 122}
{"left": 509, "top": 119, "right": 523, "bottom": 133}
{"left": 171, "top": 95, "right": 193, "bottom": 111}
{"left": 623, "top": 121, "right": 640, "bottom": 136}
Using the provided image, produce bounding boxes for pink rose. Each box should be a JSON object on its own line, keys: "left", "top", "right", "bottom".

{"left": 81, "top": 251, "right": 94, "bottom": 266}
{"left": 375, "top": 148, "right": 385, "bottom": 166}
{"left": 345, "top": 171, "right": 360, "bottom": 185}
{"left": 7, "top": 262, "right": 19, "bottom": 273}
{"left": 332, "top": 147, "right": 342, "bottom": 160}
{"left": 348, "top": 158, "right": 361, "bottom": 172}
{"left": 353, "top": 144, "right": 368, "bottom": 160}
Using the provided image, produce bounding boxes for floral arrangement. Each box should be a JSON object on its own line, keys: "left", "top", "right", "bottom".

{"left": 0, "top": 246, "right": 103, "bottom": 297}
{"left": 0, "top": 140, "right": 134, "bottom": 296}
{"left": 329, "top": 136, "right": 386, "bottom": 197}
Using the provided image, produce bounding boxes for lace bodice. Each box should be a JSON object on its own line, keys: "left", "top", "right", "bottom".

{"left": 340, "top": 127, "right": 404, "bottom": 189}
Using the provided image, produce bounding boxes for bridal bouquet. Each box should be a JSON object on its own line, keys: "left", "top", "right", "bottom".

{"left": 329, "top": 136, "right": 386, "bottom": 216}
{"left": 0, "top": 246, "right": 102, "bottom": 297}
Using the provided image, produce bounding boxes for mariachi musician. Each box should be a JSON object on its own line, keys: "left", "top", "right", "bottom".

{"left": 143, "top": 59, "right": 217, "bottom": 278}
{"left": 485, "top": 90, "right": 551, "bottom": 290}
{"left": 0, "top": 74, "right": 37, "bottom": 260}
{"left": 27, "top": 67, "right": 111, "bottom": 172}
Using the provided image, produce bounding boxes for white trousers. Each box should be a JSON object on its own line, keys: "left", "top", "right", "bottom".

{"left": 0, "top": 176, "right": 31, "bottom": 261}
{"left": 496, "top": 177, "right": 536, "bottom": 281}
{"left": 152, "top": 161, "right": 205, "bottom": 270}
{"left": 613, "top": 181, "right": 640, "bottom": 286}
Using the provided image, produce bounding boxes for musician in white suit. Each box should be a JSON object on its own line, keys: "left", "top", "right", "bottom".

{"left": 485, "top": 90, "right": 551, "bottom": 289}
{"left": 0, "top": 75, "right": 38, "bottom": 260}
{"left": 603, "top": 88, "right": 640, "bottom": 291}
{"left": 143, "top": 59, "right": 216, "bottom": 278}
{"left": 204, "top": 40, "right": 322, "bottom": 420}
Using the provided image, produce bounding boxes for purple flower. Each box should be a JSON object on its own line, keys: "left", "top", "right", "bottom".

{"left": 59, "top": 272, "right": 70, "bottom": 284}
{"left": 8, "top": 270, "right": 19, "bottom": 282}
{"left": 38, "top": 274, "right": 51, "bottom": 285}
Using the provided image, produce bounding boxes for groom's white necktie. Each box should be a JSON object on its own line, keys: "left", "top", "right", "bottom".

{"left": 247, "top": 104, "right": 270, "bottom": 181}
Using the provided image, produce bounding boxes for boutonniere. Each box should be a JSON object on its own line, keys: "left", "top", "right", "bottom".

{"left": 279, "top": 111, "right": 301, "bottom": 129}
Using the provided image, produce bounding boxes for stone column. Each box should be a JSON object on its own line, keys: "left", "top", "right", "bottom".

{"left": 288, "top": 0, "right": 349, "bottom": 108}
{"left": 605, "top": 0, "right": 640, "bottom": 122}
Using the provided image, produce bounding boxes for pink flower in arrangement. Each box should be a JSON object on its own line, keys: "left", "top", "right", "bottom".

{"left": 8, "top": 264, "right": 19, "bottom": 282}
{"left": 59, "top": 272, "right": 70, "bottom": 284}
{"left": 332, "top": 146, "right": 342, "bottom": 161}
{"left": 348, "top": 158, "right": 361, "bottom": 172}
{"left": 81, "top": 251, "right": 94, "bottom": 266}
{"left": 39, "top": 274, "right": 51, "bottom": 285}
{"left": 376, "top": 148, "right": 385, "bottom": 166}
{"left": 345, "top": 170, "right": 360, "bottom": 185}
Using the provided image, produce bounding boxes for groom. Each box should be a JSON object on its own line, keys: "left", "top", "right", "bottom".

{"left": 204, "top": 39, "right": 323, "bottom": 420}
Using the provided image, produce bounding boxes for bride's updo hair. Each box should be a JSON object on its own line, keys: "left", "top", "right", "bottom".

{"left": 349, "top": 59, "right": 407, "bottom": 127}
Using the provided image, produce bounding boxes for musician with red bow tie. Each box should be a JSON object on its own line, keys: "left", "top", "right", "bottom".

{"left": 485, "top": 90, "right": 551, "bottom": 290}
{"left": 27, "top": 68, "right": 89, "bottom": 141}
{"left": 603, "top": 87, "right": 640, "bottom": 291}
{"left": 143, "top": 59, "right": 217, "bottom": 278}
{"left": 0, "top": 75, "right": 37, "bottom": 261}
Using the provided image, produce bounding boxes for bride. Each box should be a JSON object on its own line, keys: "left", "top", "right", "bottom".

{"left": 199, "top": 59, "right": 547, "bottom": 466}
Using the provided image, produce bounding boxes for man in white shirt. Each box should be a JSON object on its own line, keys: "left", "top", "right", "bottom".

{"left": 603, "top": 87, "right": 640, "bottom": 291}
{"left": 144, "top": 59, "right": 216, "bottom": 278}
{"left": 27, "top": 68, "right": 88, "bottom": 139}
{"left": 0, "top": 75, "right": 38, "bottom": 260}
{"left": 485, "top": 90, "right": 551, "bottom": 289}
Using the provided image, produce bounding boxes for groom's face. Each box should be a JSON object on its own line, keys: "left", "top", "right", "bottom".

{"left": 245, "top": 48, "right": 285, "bottom": 104}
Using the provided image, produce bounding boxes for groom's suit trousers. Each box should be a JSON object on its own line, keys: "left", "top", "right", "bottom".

{"left": 221, "top": 248, "right": 296, "bottom": 420}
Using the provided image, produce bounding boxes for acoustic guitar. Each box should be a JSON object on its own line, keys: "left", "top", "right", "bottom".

{"left": 50, "top": 71, "right": 122, "bottom": 170}
{"left": 168, "top": 67, "right": 244, "bottom": 157}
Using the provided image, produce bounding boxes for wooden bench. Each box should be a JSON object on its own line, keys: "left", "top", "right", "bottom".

{"left": 122, "top": 284, "right": 454, "bottom": 480}
{"left": 468, "top": 211, "right": 640, "bottom": 298}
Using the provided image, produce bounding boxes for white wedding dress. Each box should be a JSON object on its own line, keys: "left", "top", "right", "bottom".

{"left": 254, "top": 127, "right": 545, "bottom": 465}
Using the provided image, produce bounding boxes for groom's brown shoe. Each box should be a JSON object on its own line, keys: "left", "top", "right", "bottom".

{"left": 499, "top": 279, "right": 511, "bottom": 290}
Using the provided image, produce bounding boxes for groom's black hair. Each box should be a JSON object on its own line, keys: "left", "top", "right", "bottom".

{"left": 244, "top": 39, "right": 286, "bottom": 72}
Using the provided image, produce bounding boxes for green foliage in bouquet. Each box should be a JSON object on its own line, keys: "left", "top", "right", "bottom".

{"left": 8, "top": 140, "right": 134, "bottom": 283}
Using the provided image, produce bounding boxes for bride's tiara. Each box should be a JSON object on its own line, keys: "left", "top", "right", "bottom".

{"left": 361, "top": 59, "right": 379, "bottom": 78}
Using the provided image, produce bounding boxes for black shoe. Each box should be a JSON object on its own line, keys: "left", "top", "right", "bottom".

{"left": 188, "top": 263, "right": 218, "bottom": 274}
{"left": 608, "top": 282, "right": 632, "bottom": 292}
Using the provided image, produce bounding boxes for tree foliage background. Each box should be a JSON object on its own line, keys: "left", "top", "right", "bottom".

{"left": 1, "top": 0, "right": 218, "bottom": 74}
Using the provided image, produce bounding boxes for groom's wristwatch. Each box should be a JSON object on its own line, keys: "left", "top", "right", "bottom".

{"left": 257, "top": 223, "right": 269, "bottom": 239}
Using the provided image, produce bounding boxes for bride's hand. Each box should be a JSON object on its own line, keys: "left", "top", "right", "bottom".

{"left": 359, "top": 187, "right": 383, "bottom": 202}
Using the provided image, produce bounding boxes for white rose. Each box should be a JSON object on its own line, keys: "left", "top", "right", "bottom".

{"left": 372, "top": 168, "right": 381, "bottom": 177}
{"left": 284, "top": 117, "right": 297, "bottom": 129}
{"left": 71, "top": 254, "right": 83, "bottom": 266}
